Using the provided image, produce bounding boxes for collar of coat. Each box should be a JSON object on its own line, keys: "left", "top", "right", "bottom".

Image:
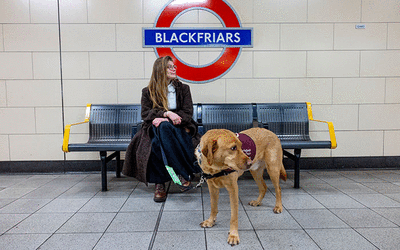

{"left": 170, "top": 78, "right": 182, "bottom": 88}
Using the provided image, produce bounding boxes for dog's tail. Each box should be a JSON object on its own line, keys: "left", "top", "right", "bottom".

{"left": 280, "top": 166, "right": 287, "bottom": 181}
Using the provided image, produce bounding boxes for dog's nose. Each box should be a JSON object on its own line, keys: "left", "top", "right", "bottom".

{"left": 246, "top": 159, "right": 253, "bottom": 168}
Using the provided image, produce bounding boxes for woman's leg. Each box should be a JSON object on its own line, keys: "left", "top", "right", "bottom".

{"left": 157, "top": 122, "right": 199, "bottom": 181}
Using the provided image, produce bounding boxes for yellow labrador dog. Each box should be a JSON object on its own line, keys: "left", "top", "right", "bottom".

{"left": 195, "top": 128, "right": 287, "bottom": 246}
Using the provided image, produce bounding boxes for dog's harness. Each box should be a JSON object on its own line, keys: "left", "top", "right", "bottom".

{"left": 236, "top": 133, "right": 256, "bottom": 161}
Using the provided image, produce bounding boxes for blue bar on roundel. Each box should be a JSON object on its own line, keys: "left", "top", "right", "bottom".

{"left": 143, "top": 28, "right": 253, "bottom": 47}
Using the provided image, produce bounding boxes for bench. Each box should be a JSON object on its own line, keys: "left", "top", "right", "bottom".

{"left": 195, "top": 103, "right": 337, "bottom": 188}
{"left": 256, "top": 103, "right": 336, "bottom": 188}
{"left": 63, "top": 102, "right": 336, "bottom": 190}
{"left": 62, "top": 104, "right": 142, "bottom": 191}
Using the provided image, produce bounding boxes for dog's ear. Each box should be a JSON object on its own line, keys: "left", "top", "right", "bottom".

{"left": 202, "top": 139, "right": 218, "bottom": 165}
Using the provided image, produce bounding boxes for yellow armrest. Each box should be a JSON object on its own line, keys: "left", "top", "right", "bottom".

{"left": 306, "top": 102, "right": 337, "bottom": 149}
{"left": 62, "top": 104, "right": 92, "bottom": 152}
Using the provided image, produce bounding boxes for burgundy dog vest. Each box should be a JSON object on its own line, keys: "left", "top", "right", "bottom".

{"left": 236, "top": 133, "right": 256, "bottom": 160}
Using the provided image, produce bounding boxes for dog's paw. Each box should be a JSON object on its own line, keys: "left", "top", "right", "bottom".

{"left": 227, "top": 230, "right": 240, "bottom": 246}
{"left": 273, "top": 205, "right": 283, "bottom": 213}
{"left": 200, "top": 219, "right": 215, "bottom": 228}
{"left": 249, "top": 200, "right": 261, "bottom": 207}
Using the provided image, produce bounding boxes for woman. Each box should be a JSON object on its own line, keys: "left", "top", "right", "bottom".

{"left": 123, "top": 56, "right": 201, "bottom": 202}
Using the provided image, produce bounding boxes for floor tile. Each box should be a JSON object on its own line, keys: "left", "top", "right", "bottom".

{"left": 21, "top": 186, "right": 68, "bottom": 199}
{"left": 386, "top": 193, "right": 400, "bottom": 202}
{"left": 0, "top": 188, "right": 36, "bottom": 199}
{"left": 302, "top": 183, "right": 343, "bottom": 195}
{"left": 130, "top": 182, "right": 158, "bottom": 197}
{"left": 372, "top": 207, "right": 400, "bottom": 225}
{"left": 256, "top": 229, "right": 320, "bottom": 250}
{"left": 38, "top": 233, "right": 103, "bottom": 250}
{"left": 206, "top": 230, "right": 263, "bottom": 249}
{"left": 331, "top": 182, "right": 377, "bottom": 194}
{"left": 306, "top": 228, "right": 378, "bottom": 250}
{"left": 288, "top": 209, "right": 349, "bottom": 229}
{"left": 312, "top": 194, "right": 366, "bottom": 209}
{"left": 10, "top": 175, "right": 57, "bottom": 188}
{"left": 158, "top": 210, "right": 204, "bottom": 231}
{"left": 78, "top": 197, "right": 128, "bottom": 213}
{"left": 0, "top": 198, "right": 52, "bottom": 213}
{"left": 0, "top": 175, "right": 32, "bottom": 188}
{"left": 0, "top": 213, "right": 30, "bottom": 234}
{"left": 0, "top": 198, "right": 15, "bottom": 209}
{"left": 246, "top": 210, "right": 302, "bottom": 230}
{"left": 36, "top": 198, "right": 90, "bottom": 213}
{"left": 338, "top": 171, "right": 385, "bottom": 183}
{"left": 330, "top": 208, "right": 397, "bottom": 228}
{"left": 94, "top": 232, "right": 152, "bottom": 250}
{"left": 356, "top": 228, "right": 400, "bottom": 250}
{"left": 120, "top": 197, "right": 163, "bottom": 212}
{"left": 57, "top": 186, "right": 100, "bottom": 199}
{"left": 348, "top": 193, "right": 400, "bottom": 208}
{"left": 366, "top": 171, "right": 400, "bottom": 183}
{"left": 93, "top": 188, "right": 133, "bottom": 198}
{"left": 281, "top": 194, "right": 325, "bottom": 209}
{"left": 0, "top": 233, "right": 51, "bottom": 250}
{"left": 152, "top": 230, "right": 206, "bottom": 250}
{"left": 106, "top": 211, "right": 160, "bottom": 232}
{"left": 309, "top": 171, "right": 352, "bottom": 183}
{"left": 163, "top": 195, "right": 203, "bottom": 211}
{"left": 57, "top": 212, "right": 116, "bottom": 233}
{"left": 362, "top": 182, "right": 400, "bottom": 194}
{"left": 8, "top": 213, "right": 73, "bottom": 234}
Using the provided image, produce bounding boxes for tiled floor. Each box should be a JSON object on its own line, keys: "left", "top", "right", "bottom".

{"left": 1, "top": 169, "right": 400, "bottom": 250}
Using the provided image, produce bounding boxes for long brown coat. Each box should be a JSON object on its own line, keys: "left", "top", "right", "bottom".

{"left": 122, "top": 79, "right": 200, "bottom": 184}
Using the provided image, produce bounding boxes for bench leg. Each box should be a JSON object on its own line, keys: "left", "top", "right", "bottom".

{"left": 100, "top": 151, "right": 108, "bottom": 192}
{"left": 116, "top": 151, "right": 121, "bottom": 178}
{"left": 294, "top": 149, "right": 301, "bottom": 189}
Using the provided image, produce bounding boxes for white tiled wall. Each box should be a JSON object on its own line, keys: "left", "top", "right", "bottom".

{"left": 0, "top": 0, "right": 399, "bottom": 163}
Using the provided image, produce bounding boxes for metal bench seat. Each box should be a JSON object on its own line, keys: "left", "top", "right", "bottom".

{"left": 256, "top": 102, "right": 336, "bottom": 188}
{"left": 63, "top": 104, "right": 141, "bottom": 191}
{"left": 67, "top": 142, "right": 130, "bottom": 152}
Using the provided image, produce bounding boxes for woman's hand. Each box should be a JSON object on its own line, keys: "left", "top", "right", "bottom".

{"left": 152, "top": 118, "right": 169, "bottom": 127}
{"left": 165, "top": 111, "right": 182, "bottom": 125}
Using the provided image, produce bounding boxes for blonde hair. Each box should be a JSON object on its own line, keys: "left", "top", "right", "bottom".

{"left": 148, "top": 56, "right": 173, "bottom": 110}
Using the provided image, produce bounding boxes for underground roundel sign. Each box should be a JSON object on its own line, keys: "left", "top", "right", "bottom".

{"left": 143, "top": 0, "right": 253, "bottom": 84}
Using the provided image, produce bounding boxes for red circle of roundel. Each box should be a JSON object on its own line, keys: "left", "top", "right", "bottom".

{"left": 155, "top": 0, "right": 241, "bottom": 83}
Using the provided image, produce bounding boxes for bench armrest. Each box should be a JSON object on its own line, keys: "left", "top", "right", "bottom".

{"left": 62, "top": 104, "right": 92, "bottom": 152}
{"left": 306, "top": 102, "right": 337, "bottom": 149}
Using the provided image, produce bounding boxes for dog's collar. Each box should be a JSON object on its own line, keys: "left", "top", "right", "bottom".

{"left": 202, "top": 168, "right": 236, "bottom": 180}
{"left": 196, "top": 144, "right": 236, "bottom": 179}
